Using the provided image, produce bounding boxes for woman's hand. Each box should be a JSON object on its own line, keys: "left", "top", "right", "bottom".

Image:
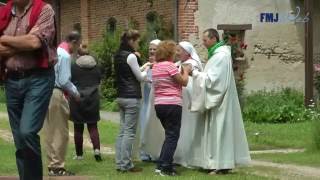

{"left": 141, "top": 62, "right": 153, "bottom": 71}
{"left": 182, "top": 64, "right": 192, "bottom": 75}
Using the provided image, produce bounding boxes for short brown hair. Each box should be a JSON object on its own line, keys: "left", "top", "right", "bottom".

{"left": 155, "top": 40, "right": 176, "bottom": 62}
{"left": 203, "top": 28, "right": 220, "bottom": 41}
{"left": 65, "top": 30, "right": 81, "bottom": 43}
{"left": 120, "top": 29, "right": 140, "bottom": 46}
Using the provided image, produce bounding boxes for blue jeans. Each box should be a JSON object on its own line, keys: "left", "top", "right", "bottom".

{"left": 5, "top": 69, "right": 55, "bottom": 180}
{"left": 115, "top": 98, "right": 141, "bottom": 170}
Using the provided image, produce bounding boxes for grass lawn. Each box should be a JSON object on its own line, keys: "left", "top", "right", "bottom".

{"left": 245, "top": 121, "right": 312, "bottom": 150}
{"left": 0, "top": 110, "right": 314, "bottom": 152}
{"left": 0, "top": 138, "right": 268, "bottom": 180}
{"left": 68, "top": 120, "right": 119, "bottom": 148}
{"left": 0, "top": 103, "right": 7, "bottom": 112}
{"left": 252, "top": 150, "right": 320, "bottom": 168}
{"left": 0, "top": 102, "right": 319, "bottom": 179}
{"left": 0, "top": 117, "right": 10, "bottom": 131}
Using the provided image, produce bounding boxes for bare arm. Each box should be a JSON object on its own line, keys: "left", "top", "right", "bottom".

{"left": 0, "top": 42, "right": 17, "bottom": 57}
{"left": 1, "top": 4, "right": 56, "bottom": 52}
{"left": 0, "top": 34, "right": 41, "bottom": 51}
{"left": 172, "top": 65, "right": 191, "bottom": 87}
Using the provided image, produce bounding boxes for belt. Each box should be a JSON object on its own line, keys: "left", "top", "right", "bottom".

{"left": 54, "top": 86, "right": 63, "bottom": 90}
{"left": 7, "top": 68, "right": 53, "bottom": 80}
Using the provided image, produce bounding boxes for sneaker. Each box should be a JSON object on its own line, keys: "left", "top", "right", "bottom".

{"left": 73, "top": 155, "right": 84, "bottom": 160}
{"left": 48, "top": 168, "right": 75, "bottom": 176}
{"left": 94, "top": 149, "right": 100, "bottom": 155}
{"left": 155, "top": 168, "right": 161, "bottom": 173}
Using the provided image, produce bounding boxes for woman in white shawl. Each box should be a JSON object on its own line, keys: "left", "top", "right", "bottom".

{"left": 143, "top": 41, "right": 204, "bottom": 167}
{"left": 139, "top": 39, "right": 161, "bottom": 161}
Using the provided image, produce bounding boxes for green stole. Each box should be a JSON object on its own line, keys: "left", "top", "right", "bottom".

{"left": 207, "top": 41, "right": 225, "bottom": 59}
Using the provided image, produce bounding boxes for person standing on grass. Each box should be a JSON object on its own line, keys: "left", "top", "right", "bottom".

{"left": 43, "top": 31, "right": 81, "bottom": 176}
{"left": 190, "top": 28, "right": 251, "bottom": 175}
{"left": 69, "top": 46, "right": 103, "bottom": 162}
{"left": 169, "top": 41, "right": 204, "bottom": 167}
{"left": 139, "top": 39, "right": 161, "bottom": 162}
{"left": 0, "top": 0, "right": 56, "bottom": 179}
{"left": 152, "top": 40, "right": 190, "bottom": 176}
{"left": 114, "top": 29, "right": 151, "bottom": 173}
{"left": 143, "top": 41, "right": 204, "bottom": 167}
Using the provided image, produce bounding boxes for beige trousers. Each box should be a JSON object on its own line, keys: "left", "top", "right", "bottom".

{"left": 43, "top": 88, "right": 70, "bottom": 169}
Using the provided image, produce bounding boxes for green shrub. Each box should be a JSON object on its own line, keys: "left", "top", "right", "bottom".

{"left": 90, "top": 30, "right": 122, "bottom": 101}
{"left": 243, "top": 88, "right": 312, "bottom": 123}
{"left": 312, "top": 118, "right": 320, "bottom": 151}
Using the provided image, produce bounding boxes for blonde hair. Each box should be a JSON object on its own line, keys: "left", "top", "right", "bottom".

{"left": 155, "top": 40, "right": 176, "bottom": 62}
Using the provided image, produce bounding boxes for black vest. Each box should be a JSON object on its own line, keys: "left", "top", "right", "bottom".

{"left": 114, "top": 50, "right": 142, "bottom": 98}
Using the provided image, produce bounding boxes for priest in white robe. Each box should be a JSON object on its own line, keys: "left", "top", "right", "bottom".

{"left": 189, "top": 28, "right": 251, "bottom": 174}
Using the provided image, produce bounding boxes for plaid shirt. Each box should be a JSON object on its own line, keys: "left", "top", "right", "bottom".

{"left": 3, "top": 2, "right": 56, "bottom": 71}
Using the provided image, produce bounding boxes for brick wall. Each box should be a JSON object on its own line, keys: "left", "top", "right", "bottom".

{"left": 58, "top": 0, "right": 199, "bottom": 44}
{"left": 60, "top": 0, "right": 81, "bottom": 41}
{"left": 87, "top": 0, "right": 175, "bottom": 43}
{"left": 177, "top": 0, "right": 198, "bottom": 41}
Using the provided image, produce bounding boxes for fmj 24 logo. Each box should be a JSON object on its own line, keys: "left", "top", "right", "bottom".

{"left": 260, "top": 6, "right": 310, "bottom": 23}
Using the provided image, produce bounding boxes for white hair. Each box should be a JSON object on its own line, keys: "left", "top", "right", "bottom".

{"left": 150, "top": 39, "right": 161, "bottom": 46}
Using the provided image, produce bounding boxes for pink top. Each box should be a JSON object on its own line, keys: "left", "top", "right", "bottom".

{"left": 152, "top": 61, "right": 182, "bottom": 106}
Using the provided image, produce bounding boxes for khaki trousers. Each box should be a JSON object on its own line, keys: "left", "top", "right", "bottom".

{"left": 43, "top": 88, "right": 70, "bottom": 169}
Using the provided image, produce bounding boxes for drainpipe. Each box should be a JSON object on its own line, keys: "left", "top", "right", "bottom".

{"left": 54, "top": 0, "right": 61, "bottom": 43}
{"left": 173, "top": 0, "right": 178, "bottom": 41}
{"left": 304, "top": 0, "right": 314, "bottom": 107}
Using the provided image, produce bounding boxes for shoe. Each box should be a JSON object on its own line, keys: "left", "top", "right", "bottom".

{"left": 48, "top": 168, "right": 75, "bottom": 176}
{"left": 199, "top": 169, "right": 215, "bottom": 173}
{"left": 140, "top": 153, "right": 153, "bottom": 162}
{"left": 73, "top": 155, "right": 84, "bottom": 160}
{"left": 209, "top": 169, "right": 231, "bottom": 175}
{"left": 94, "top": 154, "right": 102, "bottom": 162}
{"left": 94, "top": 149, "right": 102, "bottom": 162}
{"left": 159, "top": 169, "right": 179, "bottom": 176}
{"left": 154, "top": 168, "right": 161, "bottom": 174}
{"left": 118, "top": 167, "right": 143, "bottom": 173}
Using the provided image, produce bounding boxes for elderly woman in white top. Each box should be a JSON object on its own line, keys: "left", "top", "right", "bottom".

{"left": 143, "top": 41, "right": 204, "bottom": 168}
{"left": 139, "top": 39, "right": 161, "bottom": 161}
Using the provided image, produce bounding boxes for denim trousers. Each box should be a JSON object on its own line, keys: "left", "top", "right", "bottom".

{"left": 5, "top": 69, "right": 55, "bottom": 180}
{"left": 115, "top": 98, "right": 141, "bottom": 170}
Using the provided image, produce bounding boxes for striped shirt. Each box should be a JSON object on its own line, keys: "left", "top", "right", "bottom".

{"left": 3, "top": 3, "right": 56, "bottom": 71}
{"left": 152, "top": 61, "right": 182, "bottom": 106}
